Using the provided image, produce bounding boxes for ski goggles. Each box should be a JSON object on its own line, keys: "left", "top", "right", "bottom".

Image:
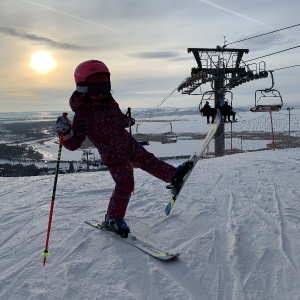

{"left": 76, "top": 82, "right": 111, "bottom": 97}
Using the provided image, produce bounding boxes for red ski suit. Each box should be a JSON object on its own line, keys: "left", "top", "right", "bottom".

{"left": 63, "top": 91, "right": 176, "bottom": 219}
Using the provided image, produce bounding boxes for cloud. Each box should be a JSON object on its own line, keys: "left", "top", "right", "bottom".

{"left": 126, "top": 51, "right": 181, "bottom": 59}
{"left": 0, "top": 26, "right": 86, "bottom": 50}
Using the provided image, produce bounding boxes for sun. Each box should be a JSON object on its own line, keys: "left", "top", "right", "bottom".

{"left": 29, "top": 50, "right": 57, "bottom": 74}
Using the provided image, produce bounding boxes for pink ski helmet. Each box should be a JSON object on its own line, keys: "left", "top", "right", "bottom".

{"left": 74, "top": 60, "right": 110, "bottom": 84}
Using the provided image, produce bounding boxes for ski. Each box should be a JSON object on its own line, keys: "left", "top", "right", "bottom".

{"left": 85, "top": 220, "right": 180, "bottom": 261}
{"left": 165, "top": 110, "right": 222, "bottom": 215}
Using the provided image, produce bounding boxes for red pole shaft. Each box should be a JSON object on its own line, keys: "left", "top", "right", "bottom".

{"left": 43, "top": 113, "right": 67, "bottom": 265}
{"left": 269, "top": 110, "right": 275, "bottom": 150}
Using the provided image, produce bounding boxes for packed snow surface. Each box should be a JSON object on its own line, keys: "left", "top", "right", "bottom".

{"left": 1, "top": 148, "right": 300, "bottom": 299}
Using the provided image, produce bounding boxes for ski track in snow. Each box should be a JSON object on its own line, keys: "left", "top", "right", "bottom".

{"left": 1, "top": 149, "right": 300, "bottom": 299}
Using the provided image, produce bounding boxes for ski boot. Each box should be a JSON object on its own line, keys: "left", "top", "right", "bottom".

{"left": 104, "top": 214, "right": 130, "bottom": 238}
{"left": 166, "top": 161, "right": 193, "bottom": 189}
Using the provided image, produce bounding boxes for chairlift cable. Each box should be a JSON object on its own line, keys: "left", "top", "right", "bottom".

{"left": 136, "top": 75, "right": 192, "bottom": 127}
{"left": 273, "top": 64, "right": 300, "bottom": 71}
{"left": 245, "top": 45, "right": 300, "bottom": 63}
{"left": 224, "top": 23, "right": 300, "bottom": 48}
{"left": 136, "top": 86, "right": 179, "bottom": 127}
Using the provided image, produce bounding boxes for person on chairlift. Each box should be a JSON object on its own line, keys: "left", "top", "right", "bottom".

{"left": 200, "top": 101, "right": 215, "bottom": 124}
{"left": 223, "top": 101, "right": 236, "bottom": 122}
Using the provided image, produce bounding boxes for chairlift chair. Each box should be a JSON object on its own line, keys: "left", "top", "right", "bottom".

{"left": 250, "top": 71, "right": 283, "bottom": 150}
{"left": 161, "top": 132, "right": 177, "bottom": 144}
{"left": 250, "top": 90, "right": 283, "bottom": 112}
{"left": 161, "top": 123, "right": 177, "bottom": 144}
{"left": 134, "top": 124, "right": 150, "bottom": 146}
{"left": 199, "top": 90, "right": 233, "bottom": 123}
{"left": 198, "top": 91, "right": 214, "bottom": 116}
{"left": 250, "top": 71, "right": 283, "bottom": 112}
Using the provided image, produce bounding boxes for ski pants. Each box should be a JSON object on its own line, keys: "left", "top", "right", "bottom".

{"left": 106, "top": 145, "right": 176, "bottom": 219}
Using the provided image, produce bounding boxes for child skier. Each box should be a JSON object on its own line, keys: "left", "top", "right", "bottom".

{"left": 55, "top": 59, "right": 191, "bottom": 237}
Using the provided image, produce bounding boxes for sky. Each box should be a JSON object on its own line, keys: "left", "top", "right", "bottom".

{"left": 1, "top": 0, "right": 300, "bottom": 112}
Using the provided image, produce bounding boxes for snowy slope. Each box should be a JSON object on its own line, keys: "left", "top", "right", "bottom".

{"left": 1, "top": 148, "right": 300, "bottom": 299}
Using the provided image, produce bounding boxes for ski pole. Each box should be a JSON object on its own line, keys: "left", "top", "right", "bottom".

{"left": 126, "top": 107, "right": 132, "bottom": 135}
{"left": 126, "top": 107, "right": 136, "bottom": 194}
{"left": 42, "top": 112, "right": 68, "bottom": 265}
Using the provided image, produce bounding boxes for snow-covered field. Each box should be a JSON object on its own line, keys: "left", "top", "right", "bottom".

{"left": 1, "top": 148, "right": 300, "bottom": 299}
{"left": 22, "top": 107, "right": 300, "bottom": 163}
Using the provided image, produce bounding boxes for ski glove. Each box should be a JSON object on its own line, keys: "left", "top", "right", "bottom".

{"left": 125, "top": 117, "right": 135, "bottom": 128}
{"left": 55, "top": 116, "right": 72, "bottom": 140}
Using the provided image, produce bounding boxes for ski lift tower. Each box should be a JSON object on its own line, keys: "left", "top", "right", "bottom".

{"left": 178, "top": 46, "right": 253, "bottom": 156}
{"left": 81, "top": 149, "right": 96, "bottom": 171}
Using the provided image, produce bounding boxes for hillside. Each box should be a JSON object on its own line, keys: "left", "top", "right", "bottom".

{"left": 1, "top": 149, "right": 300, "bottom": 299}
